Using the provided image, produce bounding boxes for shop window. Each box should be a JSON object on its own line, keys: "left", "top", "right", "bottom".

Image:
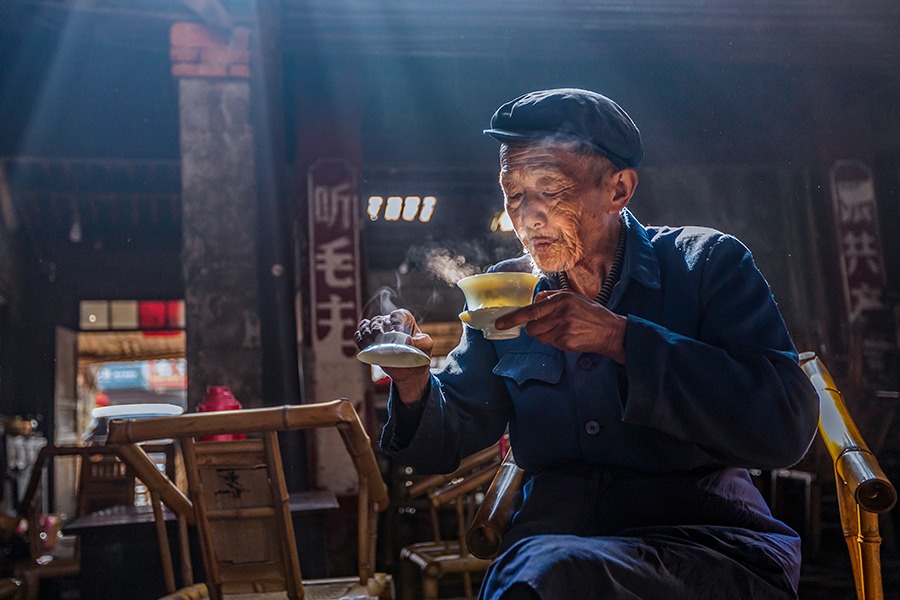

{"left": 78, "top": 300, "right": 185, "bottom": 331}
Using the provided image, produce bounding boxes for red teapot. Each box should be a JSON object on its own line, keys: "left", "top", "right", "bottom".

{"left": 197, "top": 385, "right": 246, "bottom": 441}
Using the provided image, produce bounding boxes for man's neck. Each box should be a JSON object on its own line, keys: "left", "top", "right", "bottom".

{"left": 564, "top": 214, "right": 623, "bottom": 298}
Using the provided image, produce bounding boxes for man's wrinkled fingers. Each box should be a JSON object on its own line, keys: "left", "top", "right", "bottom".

{"left": 389, "top": 309, "right": 417, "bottom": 332}
{"left": 368, "top": 315, "right": 389, "bottom": 332}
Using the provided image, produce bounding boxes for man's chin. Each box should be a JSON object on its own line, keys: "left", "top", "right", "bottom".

{"left": 529, "top": 255, "right": 569, "bottom": 274}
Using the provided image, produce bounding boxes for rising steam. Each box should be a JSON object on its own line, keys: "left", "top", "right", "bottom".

{"left": 361, "top": 286, "right": 400, "bottom": 318}
{"left": 423, "top": 247, "right": 480, "bottom": 285}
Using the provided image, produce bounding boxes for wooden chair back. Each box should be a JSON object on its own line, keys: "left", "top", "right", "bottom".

{"left": 466, "top": 353, "right": 898, "bottom": 600}
{"left": 77, "top": 451, "right": 135, "bottom": 516}
{"left": 106, "top": 399, "right": 391, "bottom": 600}
{"left": 14, "top": 444, "right": 131, "bottom": 600}
{"left": 17, "top": 444, "right": 129, "bottom": 558}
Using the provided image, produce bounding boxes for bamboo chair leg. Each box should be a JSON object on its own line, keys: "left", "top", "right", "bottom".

{"left": 456, "top": 498, "right": 474, "bottom": 600}
{"left": 178, "top": 515, "right": 193, "bottom": 587}
{"left": 837, "top": 466, "right": 885, "bottom": 600}
{"left": 359, "top": 473, "right": 370, "bottom": 584}
{"left": 422, "top": 575, "right": 439, "bottom": 600}
{"left": 463, "top": 572, "right": 474, "bottom": 600}
{"left": 859, "top": 509, "right": 884, "bottom": 600}
{"left": 152, "top": 494, "right": 177, "bottom": 594}
{"left": 838, "top": 472, "right": 864, "bottom": 600}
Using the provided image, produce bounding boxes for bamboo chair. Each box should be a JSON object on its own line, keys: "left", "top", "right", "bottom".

{"left": 799, "top": 351, "right": 897, "bottom": 600}
{"left": 466, "top": 352, "right": 897, "bottom": 600}
{"left": 13, "top": 444, "right": 136, "bottom": 600}
{"left": 106, "top": 399, "right": 394, "bottom": 600}
{"left": 399, "top": 442, "right": 504, "bottom": 600}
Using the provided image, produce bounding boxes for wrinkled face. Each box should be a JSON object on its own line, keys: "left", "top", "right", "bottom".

{"left": 499, "top": 141, "right": 615, "bottom": 273}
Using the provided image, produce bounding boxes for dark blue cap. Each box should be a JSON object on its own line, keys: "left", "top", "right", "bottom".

{"left": 484, "top": 88, "right": 644, "bottom": 169}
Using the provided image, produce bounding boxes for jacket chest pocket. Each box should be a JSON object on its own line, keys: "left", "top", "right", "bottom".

{"left": 493, "top": 346, "right": 564, "bottom": 386}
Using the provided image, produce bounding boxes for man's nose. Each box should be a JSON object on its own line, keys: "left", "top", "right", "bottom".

{"left": 521, "top": 195, "right": 546, "bottom": 228}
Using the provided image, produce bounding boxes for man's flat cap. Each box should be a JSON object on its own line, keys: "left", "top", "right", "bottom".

{"left": 485, "top": 88, "right": 644, "bottom": 169}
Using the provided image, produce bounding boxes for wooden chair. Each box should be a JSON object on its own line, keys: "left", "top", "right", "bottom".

{"left": 106, "top": 399, "right": 394, "bottom": 600}
{"left": 465, "top": 352, "right": 897, "bottom": 600}
{"left": 12, "top": 444, "right": 136, "bottom": 600}
{"left": 398, "top": 442, "right": 504, "bottom": 600}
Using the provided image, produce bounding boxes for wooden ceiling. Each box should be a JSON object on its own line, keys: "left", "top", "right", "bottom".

{"left": 281, "top": 0, "right": 900, "bottom": 66}
{"left": 2, "top": 0, "right": 898, "bottom": 67}
{"left": 1, "top": 0, "right": 898, "bottom": 249}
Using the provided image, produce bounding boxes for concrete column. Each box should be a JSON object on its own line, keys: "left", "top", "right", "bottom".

{"left": 170, "top": 23, "right": 263, "bottom": 408}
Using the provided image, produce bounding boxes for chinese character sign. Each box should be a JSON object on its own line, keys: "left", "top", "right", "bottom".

{"left": 307, "top": 158, "right": 367, "bottom": 496}
{"left": 830, "top": 161, "right": 886, "bottom": 322}
{"left": 308, "top": 159, "right": 362, "bottom": 357}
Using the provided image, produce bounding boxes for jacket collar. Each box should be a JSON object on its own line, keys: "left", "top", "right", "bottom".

{"left": 533, "top": 208, "right": 660, "bottom": 293}
{"left": 620, "top": 208, "right": 661, "bottom": 289}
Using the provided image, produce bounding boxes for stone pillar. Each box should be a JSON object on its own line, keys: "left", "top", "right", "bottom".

{"left": 170, "top": 23, "right": 263, "bottom": 408}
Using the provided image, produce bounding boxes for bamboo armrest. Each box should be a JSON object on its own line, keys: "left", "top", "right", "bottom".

{"left": 114, "top": 443, "right": 194, "bottom": 521}
{"left": 407, "top": 442, "right": 501, "bottom": 498}
{"left": 106, "top": 399, "right": 389, "bottom": 511}
{"left": 428, "top": 464, "right": 500, "bottom": 507}
{"left": 466, "top": 449, "right": 526, "bottom": 560}
{"left": 799, "top": 352, "right": 897, "bottom": 513}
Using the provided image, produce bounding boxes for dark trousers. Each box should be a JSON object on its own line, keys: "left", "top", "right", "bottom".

{"left": 481, "top": 465, "right": 800, "bottom": 600}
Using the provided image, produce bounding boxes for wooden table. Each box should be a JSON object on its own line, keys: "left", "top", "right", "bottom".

{"left": 64, "top": 490, "right": 339, "bottom": 600}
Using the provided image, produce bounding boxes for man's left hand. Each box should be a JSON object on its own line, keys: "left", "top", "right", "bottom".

{"left": 494, "top": 290, "right": 627, "bottom": 364}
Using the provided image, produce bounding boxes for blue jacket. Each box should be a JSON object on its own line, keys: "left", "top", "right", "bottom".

{"left": 381, "top": 208, "right": 818, "bottom": 476}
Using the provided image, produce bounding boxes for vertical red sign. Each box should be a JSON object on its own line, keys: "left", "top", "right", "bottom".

{"left": 308, "top": 158, "right": 361, "bottom": 358}
{"left": 830, "top": 161, "right": 887, "bottom": 323}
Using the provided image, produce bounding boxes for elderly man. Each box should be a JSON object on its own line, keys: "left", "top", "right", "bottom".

{"left": 357, "top": 88, "right": 819, "bottom": 599}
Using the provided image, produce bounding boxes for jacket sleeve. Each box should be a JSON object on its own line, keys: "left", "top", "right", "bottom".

{"left": 379, "top": 324, "right": 513, "bottom": 474}
{"left": 621, "top": 234, "right": 819, "bottom": 469}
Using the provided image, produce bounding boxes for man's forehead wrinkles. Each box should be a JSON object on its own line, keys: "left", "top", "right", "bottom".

{"left": 500, "top": 163, "right": 573, "bottom": 186}
{"left": 504, "top": 152, "right": 565, "bottom": 168}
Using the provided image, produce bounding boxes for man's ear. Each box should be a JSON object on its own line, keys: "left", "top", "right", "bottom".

{"left": 610, "top": 168, "right": 638, "bottom": 211}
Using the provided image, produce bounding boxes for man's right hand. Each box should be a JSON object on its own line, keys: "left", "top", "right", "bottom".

{"left": 355, "top": 309, "right": 434, "bottom": 405}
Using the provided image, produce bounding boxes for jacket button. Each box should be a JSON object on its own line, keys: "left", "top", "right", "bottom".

{"left": 585, "top": 420, "right": 601, "bottom": 435}
{"left": 578, "top": 356, "right": 594, "bottom": 370}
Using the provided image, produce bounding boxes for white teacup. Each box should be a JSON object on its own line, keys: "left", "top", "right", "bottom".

{"left": 457, "top": 272, "right": 540, "bottom": 340}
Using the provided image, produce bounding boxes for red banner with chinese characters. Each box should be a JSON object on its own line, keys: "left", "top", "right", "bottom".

{"left": 830, "top": 161, "right": 887, "bottom": 322}
{"left": 830, "top": 160, "right": 896, "bottom": 386}
{"left": 306, "top": 158, "right": 367, "bottom": 495}
{"left": 308, "top": 158, "right": 362, "bottom": 358}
